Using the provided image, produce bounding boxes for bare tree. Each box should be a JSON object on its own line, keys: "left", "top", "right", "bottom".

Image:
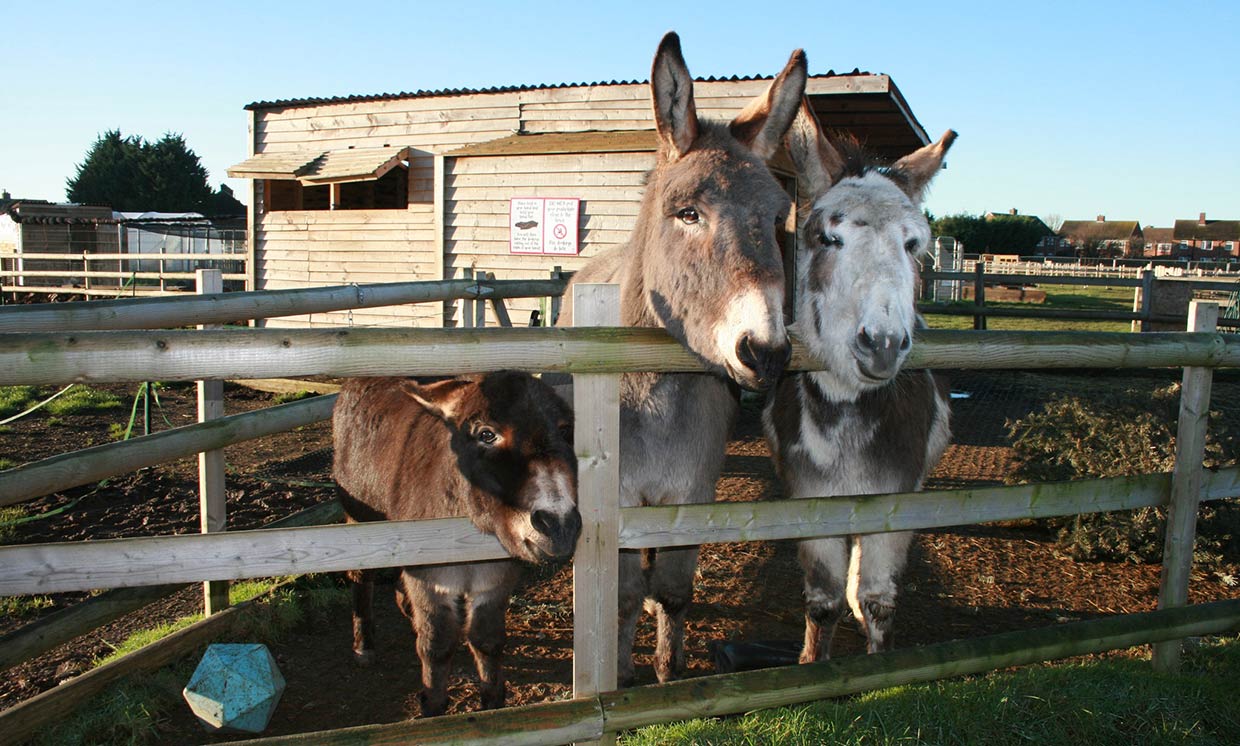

{"left": 1043, "top": 213, "right": 1064, "bottom": 232}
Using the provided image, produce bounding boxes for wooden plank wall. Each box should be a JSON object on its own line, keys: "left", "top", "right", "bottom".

{"left": 257, "top": 206, "right": 440, "bottom": 328}
{"left": 443, "top": 151, "right": 652, "bottom": 327}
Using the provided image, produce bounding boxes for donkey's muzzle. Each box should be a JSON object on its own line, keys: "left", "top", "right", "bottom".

{"left": 853, "top": 328, "right": 910, "bottom": 381}
{"left": 736, "top": 334, "right": 792, "bottom": 390}
{"left": 531, "top": 507, "right": 582, "bottom": 559}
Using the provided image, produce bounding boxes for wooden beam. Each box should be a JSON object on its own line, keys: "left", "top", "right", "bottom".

{"left": 0, "top": 277, "right": 567, "bottom": 332}
{"left": 196, "top": 270, "right": 229, "bottom": 615}
{"left": 0, "top": 516, "right": 508, "bottom": 596}
{"left": 0, "top": 501, "right": 342, "bottom": 673}
{"left": 571, "top": 284, "right": 621, "bottom": 737}
{"left": 1154, "top": 300, "right": 1219, "bottom": 672}
{"left": 3, "top": 328, "right": 1240, "bottom": 388}
{"left": 0, "top": 395, "right": 336, "bottom": 508}
{"left": 5, "top": 466, "right": 1237, "bottom": 601}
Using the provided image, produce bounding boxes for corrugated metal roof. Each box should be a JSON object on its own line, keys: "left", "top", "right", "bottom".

{"left": 244, "top": 70, "right": 871, "bottom": 112}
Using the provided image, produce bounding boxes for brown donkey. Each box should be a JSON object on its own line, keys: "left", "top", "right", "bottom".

{"left": 333, "top": 373, "right": 579, "bottom": 716}
{"left": 558, "top": 32, "right": 805, "bottom": 685}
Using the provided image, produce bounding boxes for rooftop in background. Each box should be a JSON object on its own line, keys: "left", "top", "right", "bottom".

{"left": 1174, "top": 213, "right": 1240, "bottom": 241}
{"left": 1059, "top": 216, "right": 1143, "bottom": 241}
{"left": 244, "top": 70, "right": 930, "bottom": 162}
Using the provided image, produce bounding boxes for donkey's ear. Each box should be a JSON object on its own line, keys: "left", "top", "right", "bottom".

{"left": 888, "top": 129, "right": 957, "bottom": 202}
{"left": 785, "top": 97, "right": 846, "bottom": 197}
{"left": 730, "top": 49, "right": 808, "bottom": 160}
{"left": 400, "top": 377, "right": 475, "bottom": 422}
{"left": 650, "top": 31, "right": 699, "bottom": 159}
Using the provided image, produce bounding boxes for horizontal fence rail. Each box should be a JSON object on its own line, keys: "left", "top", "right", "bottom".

{"left": 0, "top": 394, "right": 336, "bottom": 508}
{"left": 2, "top": 329, "right": 1239, "bottom": 386}
{"left": 223, "top": 600, "right": 1240, "bottom": 746}
{"left": 0, "top": 277, "right": 568, "bottom": 333}
{"left": 3, "top": 468, "right": 1237, "bottom": 597}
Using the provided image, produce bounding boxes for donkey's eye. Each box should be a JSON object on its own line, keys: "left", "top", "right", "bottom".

{"left": 904, "top": 238, "right": 920, "bottom": 254}
{"left": 558, "top": 423, "right": 573, "bottom": 442}
{"left": 676, "top": 207, "right": 700, "bottom": 225}
{"left": 819, "top": 232, "right": 843, "bottom": 249}
{"left": 476, "top": 428, "right": 498, "bottom": 445}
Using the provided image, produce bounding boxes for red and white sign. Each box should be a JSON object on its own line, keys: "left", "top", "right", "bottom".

{"left": 509, "top": 197, "right": 580, "bottom": 256}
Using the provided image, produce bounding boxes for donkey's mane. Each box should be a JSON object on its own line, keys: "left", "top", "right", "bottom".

{"left": 825, "top": 129, "right": 913, "bottom": 193}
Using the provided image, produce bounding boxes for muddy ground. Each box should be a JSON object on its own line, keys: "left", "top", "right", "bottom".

{"left": 1, "top": 370, "right": 1238, "bottom": 742}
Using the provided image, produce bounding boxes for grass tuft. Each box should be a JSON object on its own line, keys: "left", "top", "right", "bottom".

{"left": 0, "top": 385, "right": 42, "bottom": 418}
{"left": 45, "top": 386, "right": 124, "bottom": 416}
{"left": 273, "top": 390, "right": 318, "bottom": 405}
{"left": 622, "top": 637, "right": 1240, "bottom": 745}
{"left": 0, "top": 594, "right": 55, "bottom": 618}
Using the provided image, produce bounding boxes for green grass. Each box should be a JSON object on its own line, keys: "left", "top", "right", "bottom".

{"left": 273, "top": 390, "right": 319, "bottom": 404}
{"left": 0, "top": 505, "right": 28, "bottom": 543}
{"left": 32, "top": 575, "right": 348, "bottom": 746}
{"left": 924, "top": 284, "right": 1136, "bottom": 332}
{"left": 44, "top": 385, "right": 124, "bottom": 416}
{"left": 0, "top": 385, "right": 42, "bottom": 418}
{"left": 0, "top": 457, "right": 15, "bottom": 470}
{"left": 0, "top": 593, "right": 55, "bottom": 618}
{"left": 623, "top": 638, "right": 1240, "bottom": 746}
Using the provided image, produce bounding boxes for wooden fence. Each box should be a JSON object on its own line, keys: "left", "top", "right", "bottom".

{"left": 0, "top": 251, "right": 246, "bottom": 298}
{"left": 920, "top": 265, "right": 1240, "bottom": 330}
{"left": 0, "top": 277, "right": 1238, "bottom": 745}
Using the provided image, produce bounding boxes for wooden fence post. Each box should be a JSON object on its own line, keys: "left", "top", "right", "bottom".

{"left": 1138, "top": 269, "right": 1154, "bottom": 332}
{"left": 196, "top": 269, "right": 229, "bottom": 615}
{"left": 1153, "top": 300, "right": 1218, "bottom": 672}
{"left": 571, "top": 283, "right": 621, "bottom": 745}
{"left": 474, "top": 270, "right": 489, "bottom": 328}
{"left": 973, "top": 262, "right": 987, "bottom": 330}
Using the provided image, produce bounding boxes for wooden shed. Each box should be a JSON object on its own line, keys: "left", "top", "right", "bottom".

{"left": 228, "top": 72, "right": 932, "bottom": 328}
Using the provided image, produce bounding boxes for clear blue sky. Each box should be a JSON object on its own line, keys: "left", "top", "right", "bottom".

{"left": 2, "top": 1, "right": 1236, "bottom": 228}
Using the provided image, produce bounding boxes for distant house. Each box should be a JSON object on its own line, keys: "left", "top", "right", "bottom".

{"left": 1058, "top": 215, "right": 1143, "bottom": 257}
{"left": 1140, "top": 226, "right": 1182, "bottom": 258}
{"left": 1172, "top": 213, "right": 1240, "bottom": 260}
{"left": 983, "top": 208, "right": 1057, "bottom": 252}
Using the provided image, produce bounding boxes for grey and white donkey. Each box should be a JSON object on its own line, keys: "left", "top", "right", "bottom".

{"left": 764, "top": 100, "right": 956, "bottom": 662}
{"left": 557, "top": 32, "right": 805, "bottom": 684}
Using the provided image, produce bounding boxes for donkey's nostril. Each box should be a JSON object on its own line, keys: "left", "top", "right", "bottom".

{"left": 531, "top": 509, "right": 556, "bottom": 537}
{"left": 735, "top": 334, "right": 790, "bottom": 389}
{"left": 736, "top": 334, "right": 760, "bottom": 373}
{"left": 899, "top": 334, "right": 912, "bottom": 352}
{"left": 857, "top": 328, "right": 876, "bottom": 351}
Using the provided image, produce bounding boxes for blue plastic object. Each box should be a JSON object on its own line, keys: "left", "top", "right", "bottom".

{"left": 183, "top": 643, "right": 286, "bottom": 734}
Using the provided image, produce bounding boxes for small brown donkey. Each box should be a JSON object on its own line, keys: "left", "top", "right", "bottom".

{"left": 333, "top": 373, "right": 579, "bottom": 717}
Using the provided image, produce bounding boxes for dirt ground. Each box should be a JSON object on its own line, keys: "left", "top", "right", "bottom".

{"left": 1, "top": 371, "right": 1238, "bottom": 743}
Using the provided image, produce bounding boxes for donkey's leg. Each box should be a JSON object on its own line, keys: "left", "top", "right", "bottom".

{"left": 648, "top": 545, "right": 699, "bottom": 682}
{"left": 798, "top": 537, "right": 850, "bottom": 663}
{"left": 465, "top": 588, "right": 511, "bottom": 711}
{"left": 347, "top": 569, "right": 377, "bottom": 664}
{"left": 617, "top": 549, "right": 646, "bottom": 687}
{"left": 401, "top": 572, "right": 463, "bottom": 718}
{"left": 851, "top": 530, "right": 914, "bottom": 654}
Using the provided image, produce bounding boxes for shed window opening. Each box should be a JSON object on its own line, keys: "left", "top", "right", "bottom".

{"left": 264, "top": 162, "right": 410, "bottom": 212}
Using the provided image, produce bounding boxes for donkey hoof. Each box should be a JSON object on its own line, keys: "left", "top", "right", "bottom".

{"left": 353, "top": 649, "right": 376, "bottom": 666}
